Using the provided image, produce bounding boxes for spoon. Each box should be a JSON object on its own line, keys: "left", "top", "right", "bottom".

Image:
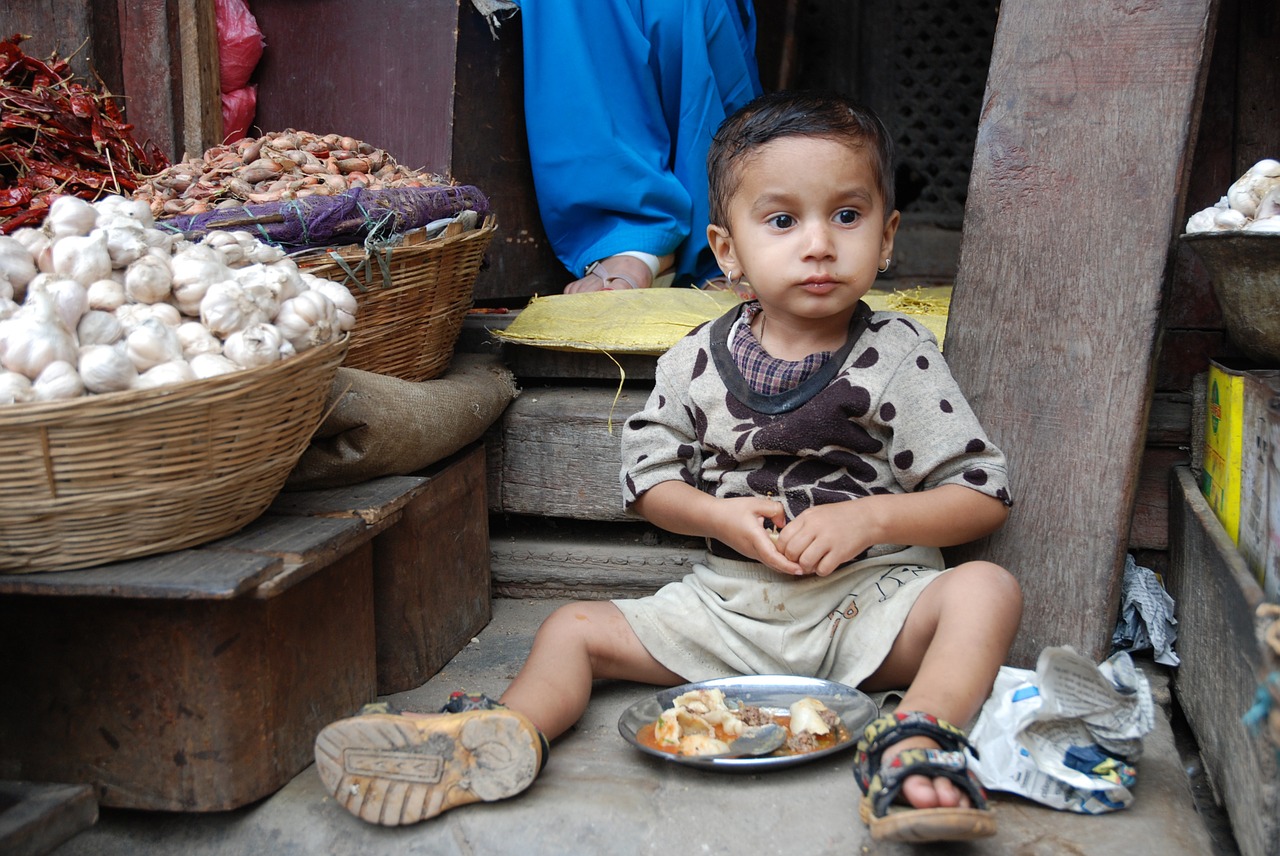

{"left": 697, "top": 723, "right": 787, "bottom": 759}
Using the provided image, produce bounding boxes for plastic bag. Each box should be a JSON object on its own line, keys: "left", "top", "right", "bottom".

{"left": 215, "top": 0, "right": 265, "bottom": 93}
{"left": 220, "top": 85, "right": 257, "bottom": 144}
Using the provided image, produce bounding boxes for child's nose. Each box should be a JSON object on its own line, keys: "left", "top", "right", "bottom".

{"left": 801, "top": 223, "right": 836, "bottom": 259}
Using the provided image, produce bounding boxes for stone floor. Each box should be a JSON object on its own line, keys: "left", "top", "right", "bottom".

{"left": 49, "top": 597, "right": 1234, "bottom": 856}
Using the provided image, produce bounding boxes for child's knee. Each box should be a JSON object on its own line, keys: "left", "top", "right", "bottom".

{"left": 955, "top": 561, "right": 1023, "bottom": 616}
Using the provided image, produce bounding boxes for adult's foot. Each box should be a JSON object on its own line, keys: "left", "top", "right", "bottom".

{"left": 565, "top": 254, "right": 656, "bottom": 293}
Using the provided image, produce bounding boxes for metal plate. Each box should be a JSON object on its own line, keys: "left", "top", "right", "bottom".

{"left": 617, "top": 675, "right": 877, "bottom": 771}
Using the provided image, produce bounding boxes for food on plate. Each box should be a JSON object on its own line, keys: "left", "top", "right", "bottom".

{"left": 639, "top": 687, "right": 846, "bottom": 758}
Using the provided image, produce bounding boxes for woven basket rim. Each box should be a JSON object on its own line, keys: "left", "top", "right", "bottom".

{"left": 0, "top": 335, "right": 349, "bottom": 425}
{"left": 293, "top": 214, "right": 497, "bottom": 266}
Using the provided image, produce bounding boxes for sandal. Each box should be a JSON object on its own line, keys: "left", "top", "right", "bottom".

{"left": 853, "top": 711, "right": 996, "bottom": 843}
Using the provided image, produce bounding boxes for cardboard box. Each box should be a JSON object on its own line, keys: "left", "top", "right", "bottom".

{"left": 1202, "top": 360, "right": 1247, "bottom": 541}
{"left": 1236, "top": 369, "right": 1280, "bottom": 582}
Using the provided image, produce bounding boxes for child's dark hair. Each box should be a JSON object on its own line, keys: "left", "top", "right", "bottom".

{"left": 707, "top": 90, "right": 896, "bottom": 227}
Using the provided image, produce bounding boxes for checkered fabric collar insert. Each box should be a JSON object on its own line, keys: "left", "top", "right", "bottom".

{"left": 729, "top": 301, "right": 832, "bottom": 395}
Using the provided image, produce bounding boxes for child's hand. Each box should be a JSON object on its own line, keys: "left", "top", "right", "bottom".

{"left": 712, "top": 497, "right": 803, "bottom": 576}
{"left": 773, "top": 502, "right": 873, "bottom": 576}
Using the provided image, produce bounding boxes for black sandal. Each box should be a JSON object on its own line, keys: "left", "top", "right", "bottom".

{"left": 853, "top": 710, "right": 996, "bottom": 842}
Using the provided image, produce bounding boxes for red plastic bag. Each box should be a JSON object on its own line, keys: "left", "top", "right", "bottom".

{"left": 215, "top": 0, "right": 265, "bottom": 93}
{"left": 221, "top": 85, "right": 257, "bottom": 144}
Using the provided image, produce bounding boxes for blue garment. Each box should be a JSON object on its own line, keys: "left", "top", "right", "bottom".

{"left": 511, "top": 0, "right": 761, "bottom": 284}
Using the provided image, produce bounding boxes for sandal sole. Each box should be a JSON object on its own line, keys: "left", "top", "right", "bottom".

{"left": 860, "top": 795, "right": 996, "bottom": 842}
{"left": 314, "top": 710, "right": 541, "bottom": 826}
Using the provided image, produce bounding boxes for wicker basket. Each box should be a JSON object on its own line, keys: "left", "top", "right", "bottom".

{"left": 296, "top": 216, "right": 496, "bottom": 381}
{"left": 0, "top": 336, "right": 348, "bottom": 574}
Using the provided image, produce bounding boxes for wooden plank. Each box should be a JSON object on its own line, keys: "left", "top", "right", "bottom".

{"left": 116, "top": 0, "right": 181, "bottom": 161}
{"left": 250, "top": 0, "right": 460, "bottom": 175}
{"left": 373, "top": 444, "right": 492, "bottom": 693}
{"left": 1130, "top": 446, "right": 1191, "bottom": 551}
{"left": 267, "top": 476, "right": 430, "bottom": 525}
{"left": 490, "top": 386, "right": 649, "bottom": 521}
{"left": 451, "top": 2, "right": 567, "bottom": 300}
{"left": 0, "top": 547, "right": 376, "bottom": 811}
{"left": 490, "top": 520, "right": 701, "bottom": 600}
{"left": 0, "top": 781, "right": 96, "bottom": 856}
{"left": 174, "top": 0, "right": 222, "bottom": 157}
{"left": 943, "top": 0, "right": 1217, "bottom": 665}
{"left": 202, "top": 514, "right": 371, "bottom": 599}
{"left": 0, "top": 550, "right": 280, "bottom": 600}
{"left": 1166, "top": 466, "right": 1278, "bottom": 856}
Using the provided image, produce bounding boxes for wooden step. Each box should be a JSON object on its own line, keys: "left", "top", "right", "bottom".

{"left": 489, "top": 517, "right": 702, "bottom": 600}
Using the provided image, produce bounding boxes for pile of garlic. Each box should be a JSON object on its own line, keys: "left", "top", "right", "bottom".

{"left": 1185, "top": 158, "right": 1280, "bottom": 234}
{"left": 0, "top": 194, "right": 357, "bottom": 405}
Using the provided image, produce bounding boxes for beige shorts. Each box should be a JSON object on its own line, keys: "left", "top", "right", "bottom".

{"left": 613, "top": 545, "right": 946, "bottom": 689}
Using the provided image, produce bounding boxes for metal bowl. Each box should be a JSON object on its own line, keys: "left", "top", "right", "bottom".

{"left": 617, "top": 674, "right": 877, "bottom": 771}
{"left": 1182, "top": 231, "right": 1280, "bottom": 364}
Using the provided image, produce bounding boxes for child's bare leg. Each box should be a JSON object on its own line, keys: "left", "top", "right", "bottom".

{"left": 860, "top": 560, "right": 1022, "bottom": 810}
{"left": 500, "top": 601, "right": 684, "bottom": 740}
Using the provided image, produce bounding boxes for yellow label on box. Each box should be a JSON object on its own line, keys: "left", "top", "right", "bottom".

{"left": 1202, "top": 361, "right": 1245, "bottom": 542}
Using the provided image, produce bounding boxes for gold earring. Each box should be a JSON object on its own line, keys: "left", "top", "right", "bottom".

{"left": 878, "top": 259, "right": 891, "bottom": 273}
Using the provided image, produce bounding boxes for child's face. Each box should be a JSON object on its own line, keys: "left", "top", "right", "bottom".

{"left": 707, "top": 136, "right": 898, "bottom": 329}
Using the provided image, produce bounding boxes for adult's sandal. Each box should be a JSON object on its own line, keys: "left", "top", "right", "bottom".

{"left": 853, "top": 710, "right": 996, "bottom": 843}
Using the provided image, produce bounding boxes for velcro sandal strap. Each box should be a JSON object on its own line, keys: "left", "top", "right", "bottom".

{"left": 866, "top": 747, "right": 989, "bottom": 818}
{"left": 854, "top": 711, "right": 978, "bottom": 792}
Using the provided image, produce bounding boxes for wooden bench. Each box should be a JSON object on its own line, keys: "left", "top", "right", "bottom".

{"left": 0, "top": 443, "right": 490, "bottom": 812}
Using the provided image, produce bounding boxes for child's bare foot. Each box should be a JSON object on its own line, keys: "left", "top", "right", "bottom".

{"left": 565, "top": 254, "right": 654, "bottom": 293}
{"left": 854, "top": 711, "right": 995, "bottom": 842}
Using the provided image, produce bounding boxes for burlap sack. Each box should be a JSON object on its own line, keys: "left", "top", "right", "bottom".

{"left": 285, "top": 353, "right": 518, "bottom": 490}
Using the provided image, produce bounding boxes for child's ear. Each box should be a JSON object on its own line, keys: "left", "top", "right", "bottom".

{"left": 707, "top": 223, "right": 738, "bottom": 274}
{"left": 880, "top": 209, "right": 901, "bottom": 261}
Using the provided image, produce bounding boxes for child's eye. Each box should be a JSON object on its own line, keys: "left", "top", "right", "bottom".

{"left": 836, "top": 209, "right": 860, "bottom": 225}
{"left": 768, "top": 214, "right": 795, "bottom": 229}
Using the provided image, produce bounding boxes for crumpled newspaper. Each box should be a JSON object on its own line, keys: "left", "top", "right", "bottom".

{"left": 1112, "top": 554, "right": 1181, "bottom": 666}
{"left": 967, "top": 647, "right": 1155, "bottom": 814}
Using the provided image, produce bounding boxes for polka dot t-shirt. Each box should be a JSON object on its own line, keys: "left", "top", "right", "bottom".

{"left": 621, "top": 300, "right": 1012, "bottom": 560}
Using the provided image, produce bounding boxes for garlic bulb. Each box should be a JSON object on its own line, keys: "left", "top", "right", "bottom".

{"left": 52, "top": 231, "right": 112, "bottom": 286}
{"left": 134, "top": 359, "right": 196, "bottom": 390}
{"left": 32, "top": 359, "right": 84, "bottom": 401}
{"left": 97, "top": 224, "right": 149, "bottom": 269}
{"left": 0, "top": 368, "right": 33, "bottom": 404}
{"left": 236, "top": 261, "right": 299, "bottom": 306}
{"left": 94, "top": 194, "right": 155, "bottom": 229}
{"left": 275, "top": 289, "right": 340, "bottom": 351}
{"left": 203, "top": 230, "right": 249, "bottom": 267}
{"left": 170, "top": 245, "right": 235, "bottom": 315}
{"left": 223, "top": 323, "right": 284, "bottom": 368}
{"left": 44, "top": 195, "right": 98, "bottom": 239}
{"left": 200, "top": 279, "right": 276, "bottom": 336}
{"left": 306, "top": 276, "right": 358, "bottom": 332}
{"left": 124, "top": 254, "right": 173, "bottom": 304}
{"left": 0, "top": 277, "right": 10, "bottom": 302}
{"left": 177, "top": 320, "right": 222, "bottom": 357}
{"left": 78, "top": 344, "right": 138, "bottom": 393}
{"left": 0, "top": 285, "right": 78, "bottom": 380}
{"left": 0, "top": 297, "right": 18, "bottom": 320}
{"left": 77, "top": 309, "right": 125, "bottom": 347}
{"left": 1227, "top": 159, "right": 1280, "bottom": 219}
{"left": 87, "top": 279, "right": 127, "bottom": 312}
{"left": 125, "top": 317, "right": 184, "bottom": 371}
{"left": 190, "top": 352, "right": 240, "bottom": 378}
{"left": 0, "top": 234, "right": 38, "bottom": 299}
{"left": 45, "top": 277, "right": 89, "bottom": 333}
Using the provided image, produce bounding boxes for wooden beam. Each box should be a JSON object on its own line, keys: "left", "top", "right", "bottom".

{"left": 944, "top": 0, "right": 1218, "bottom": 666}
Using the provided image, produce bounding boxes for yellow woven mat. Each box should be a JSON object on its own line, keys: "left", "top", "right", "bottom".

{"left": 493, "top": 286, "right": 951, "bottom": 355}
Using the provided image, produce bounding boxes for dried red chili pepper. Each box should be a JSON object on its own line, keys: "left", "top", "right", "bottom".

{"left": 0, "top": 32, "right": 169, "bottom": 232}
